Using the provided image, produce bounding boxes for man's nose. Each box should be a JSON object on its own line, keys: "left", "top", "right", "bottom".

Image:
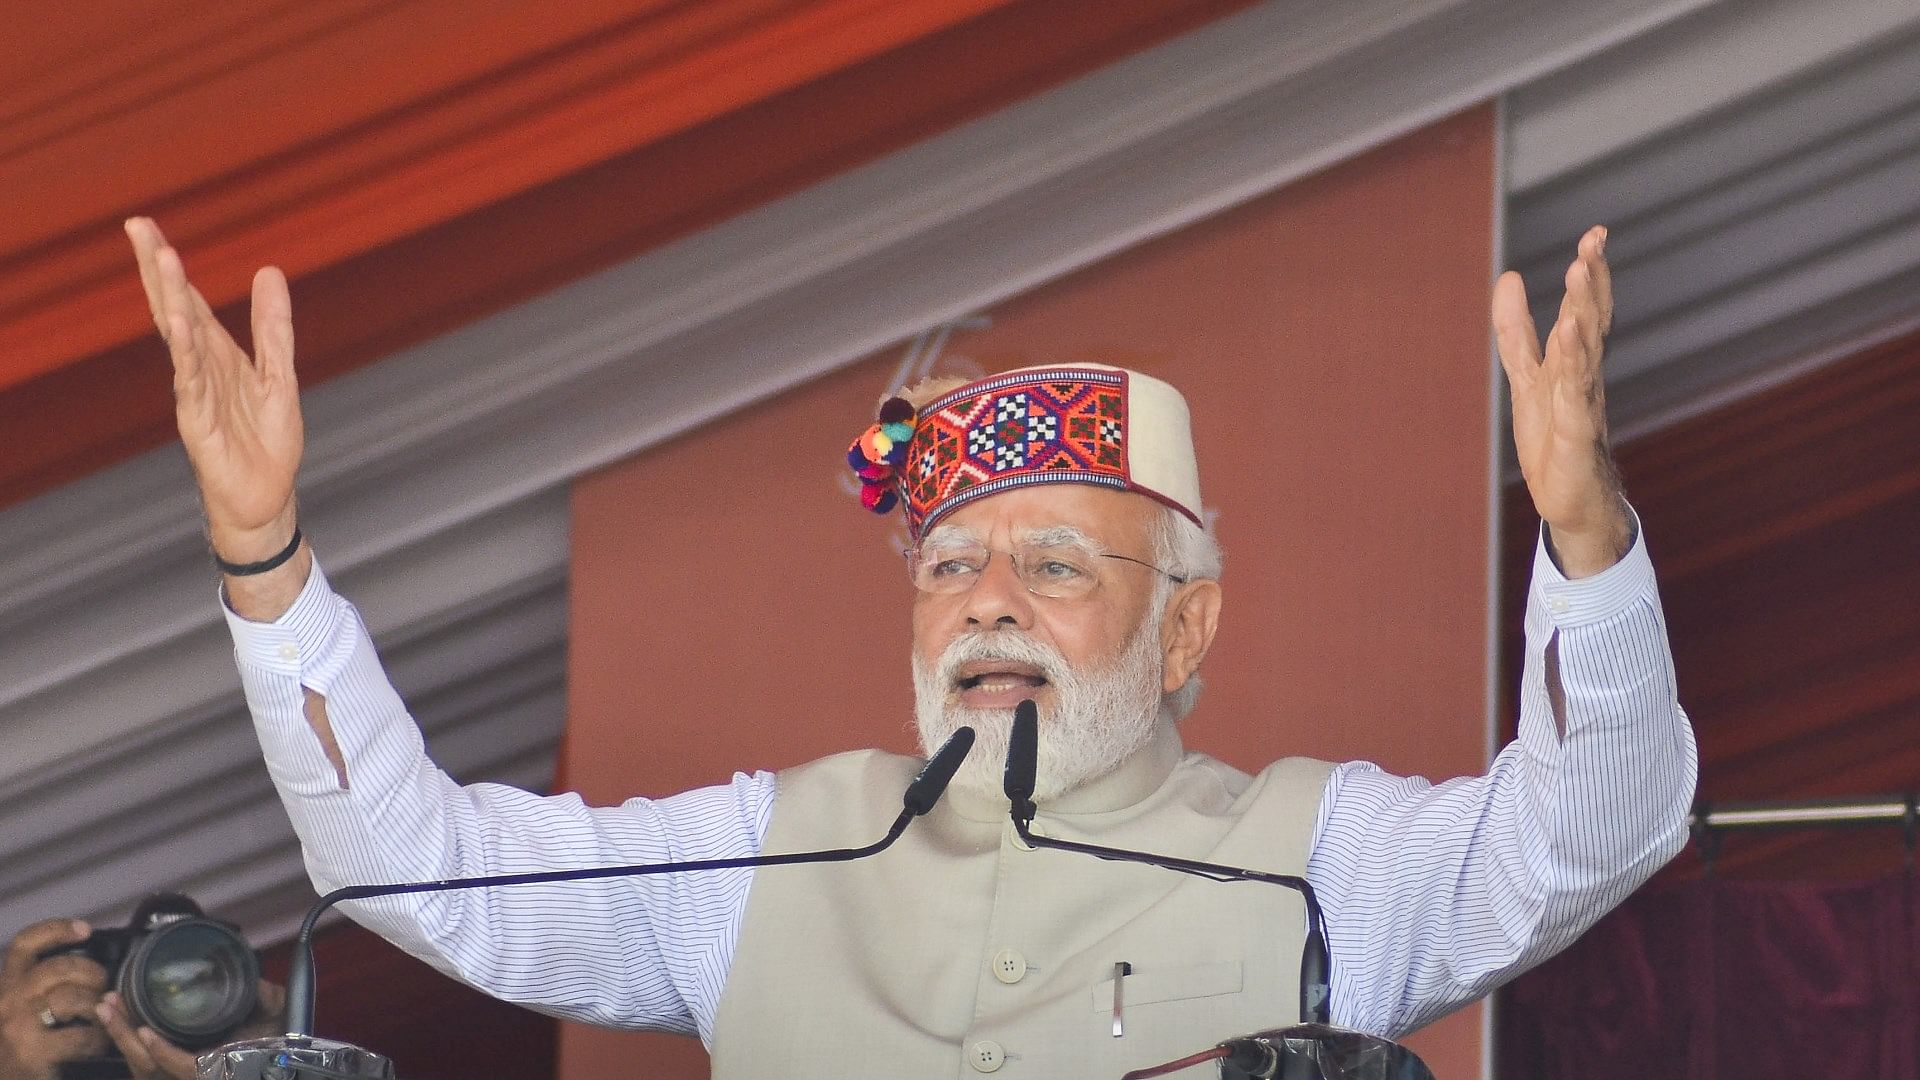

{"left": 962, "top": 552, "right": 1034, "bottom": 629}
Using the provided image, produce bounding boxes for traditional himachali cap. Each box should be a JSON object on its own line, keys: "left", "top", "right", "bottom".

{"left": 846, "top": 363, "right": 1203, "bottom": 540}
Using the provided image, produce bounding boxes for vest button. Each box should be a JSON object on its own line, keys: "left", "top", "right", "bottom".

{"left": 968, "top": 1039, "right": 1006, "bottom": 1072}
{"left": 990, "top": 948, "right": 1028, "bottom": 984}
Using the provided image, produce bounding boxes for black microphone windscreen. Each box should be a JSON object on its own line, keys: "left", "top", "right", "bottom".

{"left": 1004, "top": 699, "right": 1038, "bottom": 804}
{"left": 903, "top": 726, "right": 975, "bottom": 816}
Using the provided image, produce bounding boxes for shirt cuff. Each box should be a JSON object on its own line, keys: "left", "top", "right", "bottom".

{"left": 1531, "top": 504, "right": 1655, "bottom": 629}
{"left": 221, "top": 559, "right": 351, "bottom": 683}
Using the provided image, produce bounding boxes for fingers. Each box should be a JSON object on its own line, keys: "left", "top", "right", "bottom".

{"left": 0, "top": 950, "right": 109, "bottom": 1070}
{"left": 0, "top": 919, "right": 89, "bottom": 993}
{"left": 1584, "top": 225, "right": 1614, "bottom": 333}
{"left": 15, "top": 954, "right": 109, "bottom": 1002}
{"left": 139, "top": 228, "right": 237, "bottom": 390}
{"left": 97, "top": 993, "right": 201, "bottom": 1079}
{"left": 1560, "top": 248, "right": 1602, "bottom": 361}
{"left": 138, "top": 1027, "right": 203, "bottom": 1079}
{"left": 1494, "top": 226, "right": 1615, "bottom": 425}
{"left": 1545, "top": 225, "right": 1612, "bottom": 381}
{"left": 152, "top": 244, "right": 205, "bottom": 387}
{"left": 231, "top": 978, "right": 289, "bottom": 1041}
{"left": 41, "top": 981, "right": 104, "bottom": 1026}
{"left": 255, "top": 979, "right": 287, "bottom": 1021}
{"left": 97, "top": 993, "right": 153, "bottom": 1071}
{"left": 1490, "top": 269, "right": 1542, "bottom": 388}
{"left": 0, "top": 1002, "right": 109, "bottom": 1066}
{"left": 188, "top": 282, "right": 246, "bottom": 368}
{"left": 252, "top": 267, "right": 297, "bottom": 388}
{"left": 1551, "top": 263, "right": 1597, "bottom": 375}
{"left": 125, "top": 218, "right": 171, "bottom": 332}
{"left": 129, "top": 218, "right": 282, "bottom": 427}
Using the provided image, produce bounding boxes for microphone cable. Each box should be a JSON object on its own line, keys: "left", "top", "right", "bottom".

{"left": 1120, "top": 1045, "right": 1232, "bottom": 1079}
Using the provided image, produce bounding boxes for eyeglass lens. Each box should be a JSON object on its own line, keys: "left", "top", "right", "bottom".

{"left": 909, "top": 543, "right": 1113, "bottom": 598}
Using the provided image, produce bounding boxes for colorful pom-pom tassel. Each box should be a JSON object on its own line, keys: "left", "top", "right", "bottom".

{"left": 859, "top": 482, "right": 897, "bottom": 513}
{"left": 847, "top": 401, "right": 914, "bottom": 517}
{"left": 878, "top": 397, "right": 914, "bottom": 425}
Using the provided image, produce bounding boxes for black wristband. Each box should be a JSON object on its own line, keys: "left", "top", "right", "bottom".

{"left": 214, "top": 527, "right": 303, "bottom": 576}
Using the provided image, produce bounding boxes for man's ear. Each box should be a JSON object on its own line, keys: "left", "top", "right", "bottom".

{"left": 1161, "top": 579, "right": 1222, "bottom": 694}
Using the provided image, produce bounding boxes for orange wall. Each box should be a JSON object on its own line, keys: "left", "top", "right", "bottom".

{"left": 566, "top": 105, "right": 1496, "bottom": 1078}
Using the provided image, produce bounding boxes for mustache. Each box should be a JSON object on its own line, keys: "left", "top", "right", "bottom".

{"left": 933, "top": 629, "right": 1071, "bottom": 690}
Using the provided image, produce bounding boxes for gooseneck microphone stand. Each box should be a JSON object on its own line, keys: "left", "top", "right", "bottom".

{"left": 1002, "top": 700, "right": 1331, "bottom": 1025}
{"left": 1004, "top": 701, "right": 1436, "bottom": 1080}
{"left": 200, "top": 728, "right": 975, "bottom": 1078}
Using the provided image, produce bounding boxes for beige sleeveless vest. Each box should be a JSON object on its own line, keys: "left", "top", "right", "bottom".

{"left": 709, "top": 725, "right": 1333, "bottom": 1079}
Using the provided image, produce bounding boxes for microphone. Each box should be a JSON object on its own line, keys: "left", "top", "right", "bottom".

{"left": 207, "top": 727, "right": 975, "bottom": 1077}
{"left": 905, "top": 725, "right": 976, "bottom": 816}
{"left": 1117, "top": 1027, "right": 1437, "bottom": 1080}
{"left": 1001, "top": 702, "right": 1331, "bottom": 1025}
{"left": 1004, "top": 701, "right": 1038, "bottom": 826}
{"left": 1007, "top": 706, "right": 1435, "bottom": 1079}
{"left": 1210, "top": 1026, "right": 1435, "bottom": 1079}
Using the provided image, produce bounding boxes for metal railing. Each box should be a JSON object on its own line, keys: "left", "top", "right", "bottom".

{"left": 1689, "top": 793, "right": 1919, "bottom": 873}
{"left": 1693, "top": 794, "right": 1918, "bottom": 831}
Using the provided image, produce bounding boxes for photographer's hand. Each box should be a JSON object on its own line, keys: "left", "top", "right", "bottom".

{"left": 230, "top": 980, "right": 287, "bottom": 1042}
{"left": 94, "top": 978, "right": 285, "bottom": 1080}
{"left": 0, "top": 920, "right": 110, "bottom": 1080}
{"left": 94, "top": 995, "right": 196, "bottom": 1080}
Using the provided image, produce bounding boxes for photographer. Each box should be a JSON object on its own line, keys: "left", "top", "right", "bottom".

{"left": 0, "top": 919, "right": 285, "bottom": 1080}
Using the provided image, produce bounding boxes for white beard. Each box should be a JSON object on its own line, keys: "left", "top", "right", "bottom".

{"left": 912, "top": 617, "right": 1165, "bottom": 804}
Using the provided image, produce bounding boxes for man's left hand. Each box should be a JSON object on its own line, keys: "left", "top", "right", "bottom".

{"left": 1493, "top": 224, "right": 1633, "bottom": 578}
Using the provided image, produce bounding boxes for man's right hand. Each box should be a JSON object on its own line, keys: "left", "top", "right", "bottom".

{"left": 0, "top": 920, "right": 110, "bottom": 1080}
{"left": 124, "top": 218, "right": 311, "bottom": 622}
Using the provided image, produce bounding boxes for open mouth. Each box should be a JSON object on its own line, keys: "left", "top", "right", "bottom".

{"left": 954, "top": 660, "right": 1050, "bottom": 694}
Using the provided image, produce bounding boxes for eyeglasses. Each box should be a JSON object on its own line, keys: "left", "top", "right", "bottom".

{"left": 905, "top": 540, "right": 1188, "bottom": 599}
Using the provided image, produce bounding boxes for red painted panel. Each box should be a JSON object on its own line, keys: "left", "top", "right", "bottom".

{"left": 566, "top": 106, "right": 1496, "bottom": 1079}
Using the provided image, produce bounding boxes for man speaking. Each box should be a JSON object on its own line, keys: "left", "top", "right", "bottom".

{"left": 122, "top": 217, "right": 1692, "bottom": 1075}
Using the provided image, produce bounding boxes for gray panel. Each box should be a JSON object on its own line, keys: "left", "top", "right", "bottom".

{"left": 1505, "top": 8, "right": 1920, "bottom": 431}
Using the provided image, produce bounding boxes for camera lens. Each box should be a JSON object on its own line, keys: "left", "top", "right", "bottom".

{"left": 118, "top": 920, "right": 260, "bottom": 1049}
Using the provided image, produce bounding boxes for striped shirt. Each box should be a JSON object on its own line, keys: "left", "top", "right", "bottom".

{"left": 225, "top": 516, "right": 1694, "bottom": 1044}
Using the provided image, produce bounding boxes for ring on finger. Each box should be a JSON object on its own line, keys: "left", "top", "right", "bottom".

{"left": 39, "top": 1006, "right": 60, "bottom": 1029}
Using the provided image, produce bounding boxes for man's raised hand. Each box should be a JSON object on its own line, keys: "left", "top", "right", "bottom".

{"left": 1492, "top": 224, "right": 1633, "bottom": 578}
{"left": 125, "top": 218, "right": 310, "bottom": 619}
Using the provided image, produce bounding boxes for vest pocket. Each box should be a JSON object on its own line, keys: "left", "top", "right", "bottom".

{"left": 1087, "top": 959, "right": 1243, "bottom": 1011}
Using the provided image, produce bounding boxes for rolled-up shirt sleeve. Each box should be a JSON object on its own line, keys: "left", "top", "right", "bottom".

{"left": 223, "top": 561, "right": 774, "bottom": 1042}
{"left": 1310, "top": 507, "right": 1698, "bottom": 1037}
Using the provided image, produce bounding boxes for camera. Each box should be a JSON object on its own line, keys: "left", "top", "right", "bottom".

{"left": 40, "top": 893, "right": 261, "bottom": 1074}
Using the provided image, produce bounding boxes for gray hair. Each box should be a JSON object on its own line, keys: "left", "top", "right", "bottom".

{"left": 1149, "top": 506, "right": 1221, "bottom": 723}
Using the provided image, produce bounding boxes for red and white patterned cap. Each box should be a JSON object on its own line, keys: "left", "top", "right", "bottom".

{"left": 848, "top": 364, "right": 1202, "bottom": 540}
